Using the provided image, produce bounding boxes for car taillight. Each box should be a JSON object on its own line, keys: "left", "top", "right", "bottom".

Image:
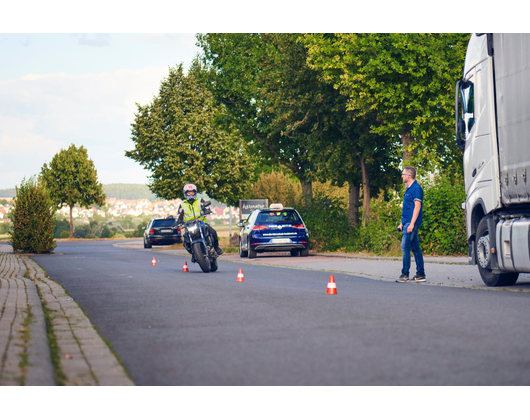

{"left": 177, "top": 229, "right": 181, "bottom": 233}
{"left": 149, "top": 229, "right": 154, "bottom": 234}
{"left": 293, "top": 224, "right": 306, "bottom": 229}
{"left": 252, "top": 225, "right": 268, "bottom": 231}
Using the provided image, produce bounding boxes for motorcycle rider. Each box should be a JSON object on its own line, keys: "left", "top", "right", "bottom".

{"left": 176, "top": 183, "right": 223, "bottom": 259}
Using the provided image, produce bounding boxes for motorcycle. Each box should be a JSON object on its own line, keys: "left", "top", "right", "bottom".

{"left": 176, "top": 201, "right": 219, "bottom": 273}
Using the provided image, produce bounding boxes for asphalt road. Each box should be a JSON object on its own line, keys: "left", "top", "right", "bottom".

{"left": 32, "top": 241, "right": 530, "bottom": 385}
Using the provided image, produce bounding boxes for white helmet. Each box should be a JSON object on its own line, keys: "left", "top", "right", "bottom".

{"left": 183, "top": 183, "right": 197, "bottom": 203}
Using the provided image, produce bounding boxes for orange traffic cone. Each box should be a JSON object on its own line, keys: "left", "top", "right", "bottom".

{"left": 183, "top": 261, "right": 189, "bottom": 272}
{"left": 326, "top": 275, "right": 337, "bottom": 295}
{"left": 236, "top": 269, "right": 245, "bottom": 283}
{"left": 151, "top": 257, "right": 157, "bottom": 266}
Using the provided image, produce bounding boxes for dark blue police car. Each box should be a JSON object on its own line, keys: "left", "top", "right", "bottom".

{"left": 238, "top": 204, "right": 309, "bottom": 258}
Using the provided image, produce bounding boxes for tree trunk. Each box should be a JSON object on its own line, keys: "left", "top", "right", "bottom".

{"left": 360, "top": 157, "right": 370, "bottom": 227}
{"left": 299, "top": 178, "right": 312, "bottom": 206}
{"left": 348, "top": 182, "right": 360, "bottom": 227}
{"left": 401, "top": 126, "right": 413, "bottom": 165}
{"left": 69, "top": 205, "right": 74, "bottom": 239}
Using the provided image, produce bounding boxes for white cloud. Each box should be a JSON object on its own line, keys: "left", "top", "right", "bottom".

{"left": 76, "top": 34, "right": 111, "bottom": 47}
{"left": 133, "top": 34, "right": 197, "bottom": 49}
{"left": 0, "top": 67, "right": 168, "bottom": 188}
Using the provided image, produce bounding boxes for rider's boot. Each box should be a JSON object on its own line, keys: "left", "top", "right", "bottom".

{"left": 215, "top": 246, "right": 223, "bottom": 256}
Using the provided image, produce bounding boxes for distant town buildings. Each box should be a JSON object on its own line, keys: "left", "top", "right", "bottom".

{"left": 0, "top": 197, "right": 233, "bottom": 223}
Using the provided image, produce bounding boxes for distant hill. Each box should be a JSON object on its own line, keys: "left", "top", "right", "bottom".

{"left": 1, "top": 184, "right": 227, "bottom": 204}
{"left": 0, "top": 188, "right": 16, "bottom": 198}
{"left": 103, "top": 184, "right": 159, "bottom": 200}
{"left": 0, "top": 184, "right": 158, "bottom": 200}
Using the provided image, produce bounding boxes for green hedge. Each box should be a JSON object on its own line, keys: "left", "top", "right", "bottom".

{"left": 299, "top": 175, "right": 467, "bottom": 256}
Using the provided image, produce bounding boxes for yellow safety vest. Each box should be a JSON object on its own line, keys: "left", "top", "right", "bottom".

{"left": 182, "top": 199, "right": 206, "bottom": 223}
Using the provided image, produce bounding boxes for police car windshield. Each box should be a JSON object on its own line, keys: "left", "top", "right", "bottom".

{"left": 152, "top": 220, "right": 175, "bottom": 227}
{"left": 256, "top": 210, "right": 301, "bottom": 224}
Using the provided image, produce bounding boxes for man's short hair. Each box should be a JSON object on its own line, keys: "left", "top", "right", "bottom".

{"left": 403, "top": 166, "right": 416, "bottom": 179}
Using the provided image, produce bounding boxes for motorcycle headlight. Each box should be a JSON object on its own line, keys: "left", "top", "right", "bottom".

{"left": 188, "top": 225, "right": 198, "bottom": 233}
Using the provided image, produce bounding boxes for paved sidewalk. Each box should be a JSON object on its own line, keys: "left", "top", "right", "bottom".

{"left": 0, "top": 244, "right": 133, "bottom": 386}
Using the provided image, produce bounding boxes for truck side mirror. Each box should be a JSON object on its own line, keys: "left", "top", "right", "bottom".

{"left": 455, "top": 80, "right": 466, "bottom": 153}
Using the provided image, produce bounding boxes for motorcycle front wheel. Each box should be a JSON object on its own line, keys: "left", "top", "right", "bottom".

{"left": 192, "top": 242, "right": 211, "bottom": 273}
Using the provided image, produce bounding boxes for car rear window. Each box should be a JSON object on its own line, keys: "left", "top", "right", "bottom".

{"left": 152, "top": 219, "right": 175, "bottom": 228}
{"left": 256, "top": 210, "right": 301, "bottom": 224}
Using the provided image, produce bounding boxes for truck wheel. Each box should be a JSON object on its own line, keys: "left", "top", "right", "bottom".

{"left": 144, "top": 238, "right": 152, "bottom": 249}
{"left": 476, "top": 217, "right": 519, "bottom": 287}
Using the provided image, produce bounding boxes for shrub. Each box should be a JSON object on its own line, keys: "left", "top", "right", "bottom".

{"left": 249, "top": 170, "right": 302, "bottom": 207}
{"left": 10, "top": 177, "right": 56, "bottom": 253}
{"left": 421, "top": 174, "right": 466, "bottom": 255}
{"left": 296, "top": 174, "right": 466, "bottom": 256}
{"left": 298, "top": 189, "right": 354, "bottom": 251}
{"left": 74, "top": 223, "right": 92, "bottom": 238}
{"left": 54, "top": 219, "right": 70, "bottom": 238}
{"left": 355, "top": 193, "right": 402, "bottom": 254}
{"left": 60, "top": 231, "right": 70, "bottom": 239}
{"left": 84, "top": 233, "right": 96, "bottom": 239}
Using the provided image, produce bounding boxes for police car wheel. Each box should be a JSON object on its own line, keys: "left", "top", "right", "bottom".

{"left": 239, "top": 238, "right": 248, "bottom": 258}
{"left": 248, "top": 239, "right": 257, "bottom": 259}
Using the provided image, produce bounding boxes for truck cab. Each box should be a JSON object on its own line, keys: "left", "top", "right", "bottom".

{"left": 456, "top": 34, "right": 530, "bottom": 286}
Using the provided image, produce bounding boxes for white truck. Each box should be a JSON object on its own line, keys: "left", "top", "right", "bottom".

{"left": 456, "top": 33, "right": 530, "bottom": 286}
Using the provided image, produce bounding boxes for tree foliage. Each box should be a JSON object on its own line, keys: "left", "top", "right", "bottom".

{"left": 304, "top": 33, "right": 470, "bottom": 170}
{"left": 249, "top": 170, "right": 302, "bottom": 207}
{"left": 199, "top": 33, "right": 340, "bottom": 201}
{"left": 199, "top": 33, "right": 405, "bottom": 223}
{"left": 41, "top": 144, "right": 106, "bottom": 238}
{"left": 10, "top": 177, "right": 56, "bottom": 253}
{"left": 120, "top": 33, "right": 471, "bottom": 255}
{"left": 125, "top": 59, "right": 255, "bottom": 207}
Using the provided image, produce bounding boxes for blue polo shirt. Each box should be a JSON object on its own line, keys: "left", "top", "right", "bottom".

{"left": 402, "top": 180, "right": 423, "bottom": 227}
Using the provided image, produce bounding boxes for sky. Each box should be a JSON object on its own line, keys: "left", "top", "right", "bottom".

{"left": 0, "top": 33, "right": 200, "bottom": 189}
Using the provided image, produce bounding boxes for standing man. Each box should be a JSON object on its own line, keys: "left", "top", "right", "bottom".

{"left": 396, "top": 166, "right": 426, "bottom": 283}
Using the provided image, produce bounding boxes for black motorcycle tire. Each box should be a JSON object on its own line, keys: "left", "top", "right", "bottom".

{"left": 193, "top": 242, "right": 211, "bottom": 273}
{"left": 210, "top": 259, "right": 218, "bottom": 272}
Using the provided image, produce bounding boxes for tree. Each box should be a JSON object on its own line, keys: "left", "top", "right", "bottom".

{"left": 10, "top": 177, "right": 56, "bottom": 253}
{"left": 199, "top": 33, "right": 400, "bottom": 224}
{"left": 250, "top": 170, "right": 302, "bottom": 207}
{"left": 125, "top": 59, "right": 255, "bottom": 206}
{"left": 308, "top": 93, "right": 400, "bottom": 226}
{"left": 304, "top": 33, "right": 470, "bottom": 171}
{"left": 199, "top": 33, "right": 339, "bottom": 204}
{"left": 40, "top": 144, "right": 106, "bottom": 238}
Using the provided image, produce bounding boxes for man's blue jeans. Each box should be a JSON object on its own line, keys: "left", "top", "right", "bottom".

{"left": 401, "top": 223, "right": 425, "bottom": 277}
